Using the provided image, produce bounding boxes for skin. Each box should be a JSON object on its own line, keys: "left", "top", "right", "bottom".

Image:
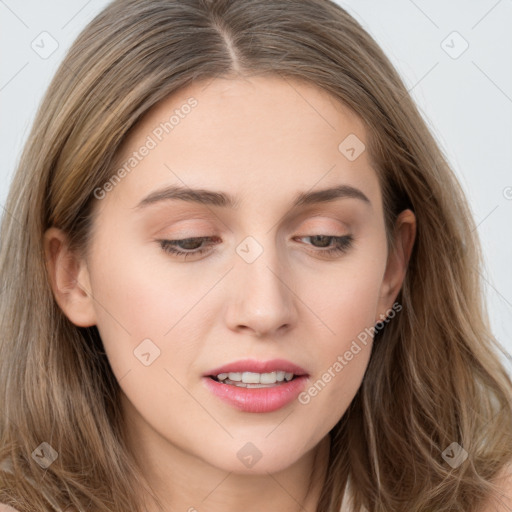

{"left": 44, "top": 75, "right": 416, "bottom": 512}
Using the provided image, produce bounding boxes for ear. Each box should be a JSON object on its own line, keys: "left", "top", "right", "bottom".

{"left": 43, "top": 227, "right": 97, "bottom": 327}
{"left": 376, "top": 209, "right": 416, "bottom": 323}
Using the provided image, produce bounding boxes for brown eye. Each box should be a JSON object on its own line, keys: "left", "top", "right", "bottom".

{"left": 158, "top": 237, "right": 219, "bottom": 259}
{"left": 295, "top": 234, "right": 354, "bottom": 256}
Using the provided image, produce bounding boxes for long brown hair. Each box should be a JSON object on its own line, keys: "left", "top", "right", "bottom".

{"left": 1, "top": 1, "right": 511, "bottom": 511}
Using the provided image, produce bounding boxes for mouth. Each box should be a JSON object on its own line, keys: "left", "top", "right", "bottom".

{"left": 203, "top": 373, "right": 309, "bottom": 413}
{"left": 202, "top": 361, "right": 310, "bottom": 413}
{"left": 202, "top": 358, "right": 310, "bottom": 412}
{"left": 208, "top": 371, "right": 303, "bottom": 388}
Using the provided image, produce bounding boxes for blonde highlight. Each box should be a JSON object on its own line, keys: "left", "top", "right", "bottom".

{"left": 1, "top": 1, "right": 511, "bottom": 511}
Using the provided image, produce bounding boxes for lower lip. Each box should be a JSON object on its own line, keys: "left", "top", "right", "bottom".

{"left": 202, "top": 375, "right": 309, "bottom": 413}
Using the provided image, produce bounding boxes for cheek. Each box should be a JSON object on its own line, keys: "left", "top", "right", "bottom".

{"left": 304, "top": 242, "right": 386, "bottom": 345}
{"left": 85, "top": 225, "right": 222, "bottom": 396}
{"left": 295, "top": 245, "right": 385, "bottom": 426}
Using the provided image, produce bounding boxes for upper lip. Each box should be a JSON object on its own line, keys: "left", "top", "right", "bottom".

{"left": 204, "top": 358, "right": 309, "bottom": 377}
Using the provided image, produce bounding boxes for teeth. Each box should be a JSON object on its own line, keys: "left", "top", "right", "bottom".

{"left": 241, "top": 372, "right": 261, "bottom": 384}
{"left": 215, "top": 371, "right": 297, "bottom": 384}
{"left": 260, "top": 372, "right": 277, "bottom": 384}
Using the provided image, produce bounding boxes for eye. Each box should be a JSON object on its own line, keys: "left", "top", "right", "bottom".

{"left": 294, "top": 234, "right": 354, "bottom": 256}
{"left": 158, "top": 234, "right": 354, "bottom": 260}
{"left": 158, "top": 236, "right": 219, "bottom": 260}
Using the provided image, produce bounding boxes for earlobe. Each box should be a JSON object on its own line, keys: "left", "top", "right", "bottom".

{"left": 376, "top": 209, "right": 416, "bottom": 321}
{"left": 43, "top": 227, "right": 97, "bottom": 327}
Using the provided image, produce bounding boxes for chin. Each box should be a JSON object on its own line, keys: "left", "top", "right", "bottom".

{"left": 203, "top": 438, "right": 310, "bottom": 475}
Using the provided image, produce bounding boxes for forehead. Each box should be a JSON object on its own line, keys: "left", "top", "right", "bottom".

{"left": 104, "top": 75, "right": 381, "bottom": 214}
{"left": 124, "top": 74, "right": 367, "bottom": 150}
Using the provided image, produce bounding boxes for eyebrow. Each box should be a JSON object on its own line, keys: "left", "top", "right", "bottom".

{"left": 134, "top": 183, "right": 371, "bottom": 210}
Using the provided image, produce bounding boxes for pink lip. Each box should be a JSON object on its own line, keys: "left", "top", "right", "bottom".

{"left": 202, "top": 358, "right": 309, "bottom": 413}
{"left": 202, "top": 375, "right": 309, "bottom": 413}
{"left": 204, "top": 358, "right": 308, "bottom": 377}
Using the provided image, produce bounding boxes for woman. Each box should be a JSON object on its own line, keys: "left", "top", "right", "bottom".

{"left": 1, "top": 0, "right": 511, "bottom": 511}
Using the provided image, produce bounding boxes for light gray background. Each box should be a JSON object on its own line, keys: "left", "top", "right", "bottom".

{"left": 1, "top": 0, "right": 511, "bottom": 372}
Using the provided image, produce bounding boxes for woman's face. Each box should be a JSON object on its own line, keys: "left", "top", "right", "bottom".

{"left": 47, "top": 75, "right": 414, "bottom": 476}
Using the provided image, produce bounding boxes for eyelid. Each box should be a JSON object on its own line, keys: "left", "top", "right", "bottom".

{"left": 298, "top": 215, "right": 350, "bottom": 230}
{"left": 157, "top": 232, "right": 355, "bottom": 260}
{"left": 150, "top": 208, "right": 357, "bottom": 248}
{"left": 155, "top": 219, "right": 352, "bottom": 245}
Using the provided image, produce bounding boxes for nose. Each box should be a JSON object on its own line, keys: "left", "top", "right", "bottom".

{"left": 224, "top": 239, "right": 298, "bottom": 338}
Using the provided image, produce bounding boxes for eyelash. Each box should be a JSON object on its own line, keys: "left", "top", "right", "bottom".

{"left": 158, "top": 234, "right": 354, "bottom": 260}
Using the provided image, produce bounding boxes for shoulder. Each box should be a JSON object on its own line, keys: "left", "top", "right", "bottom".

{"left": 480, "top": 463, "right": 512, "bottom": 512}
{"left": 0, "top": 505, "right": 21, "bottom": 512}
